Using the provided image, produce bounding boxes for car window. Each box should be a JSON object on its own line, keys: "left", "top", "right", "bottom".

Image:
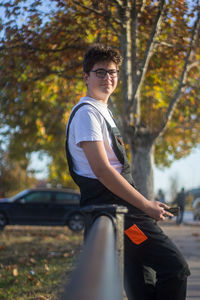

{"left": 21, "top": 192, "right": 52, "bottom": 204}
{"left": 54, "top": 192, "right": 80, "bottom": 204}
{"left": 10, "top": 189, "right": 29, "bottom": 201}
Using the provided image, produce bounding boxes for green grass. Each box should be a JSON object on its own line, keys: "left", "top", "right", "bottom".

{"left": 0, "top": 226, "right": 83, "bottom": 300}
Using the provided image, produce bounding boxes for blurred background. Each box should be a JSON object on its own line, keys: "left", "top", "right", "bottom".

{"left": 0, "top": 0, "right": 199, "bottom": 211}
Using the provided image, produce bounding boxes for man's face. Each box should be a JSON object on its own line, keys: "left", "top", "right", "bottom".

{"left": 84, "top": 61, "right": 119, "bottom": 102}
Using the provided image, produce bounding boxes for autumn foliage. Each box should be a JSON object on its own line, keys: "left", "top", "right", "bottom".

{"left": 0, "top": 0, "right": 199, "bottom": 196}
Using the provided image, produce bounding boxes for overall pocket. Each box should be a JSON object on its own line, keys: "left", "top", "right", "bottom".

{"left": 125, "top": 224, "right": 148, "bottom": 245}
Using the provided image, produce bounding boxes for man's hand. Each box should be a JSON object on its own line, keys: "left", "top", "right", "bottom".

{"left": 144, "top": 201, "right": 174, "bottom": 221}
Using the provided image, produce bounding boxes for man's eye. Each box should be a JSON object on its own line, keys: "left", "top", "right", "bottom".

{"left": 109, "top": 70, "right": 117, "bottom": 75}
{"left": 97, "top": 71, "right": 106, "bottom": 76}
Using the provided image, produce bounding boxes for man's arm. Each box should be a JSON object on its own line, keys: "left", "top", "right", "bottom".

{"left": 81, "top": 140, "right": 172, "bottom": 221}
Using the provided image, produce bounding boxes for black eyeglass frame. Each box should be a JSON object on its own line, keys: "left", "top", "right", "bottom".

{"left": 90, "top": 68, "right": 119, "bottom": 78}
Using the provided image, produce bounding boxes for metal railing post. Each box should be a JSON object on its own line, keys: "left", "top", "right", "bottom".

{"left": 115, "top": 206, "right": 128, "bottom": 290}
{"left": 60, "top": 204, "right": 128, "bottom": 300}
{"left": 82, "top": 204, "right": 128, "bottom": 290}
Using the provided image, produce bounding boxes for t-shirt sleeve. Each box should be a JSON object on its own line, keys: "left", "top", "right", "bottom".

{"left": 73, "top": 107, "right": 103, "bottom": 146}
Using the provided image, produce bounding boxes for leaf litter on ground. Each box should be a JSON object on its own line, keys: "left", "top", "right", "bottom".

{"left": 0, "top": 225, "right": 83, "bottom": 300}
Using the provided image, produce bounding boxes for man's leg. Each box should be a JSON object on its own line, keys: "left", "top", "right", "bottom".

{"left": 124, "top": 252, "right": 156, "bottom": 300}
{"left": 124, "top": 217, "right": 190, "bottom": 300}
{"left": 155, "top": 274, "right": 187, "bottom": 300}
{"left": 124, "top": 218, "right": 156, "bottom": 300}
{"left": 141, "top": 220, "right": 189, "bottom": 300}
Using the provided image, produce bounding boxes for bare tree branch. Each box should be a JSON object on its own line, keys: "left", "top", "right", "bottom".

{"left": 71, "top": 0, "right": 122, "bottom": 30}
{"left": 129, "top": 0, "right": 166, "bottom": 124}
{"left": 155, "top": 41, "right": 186, "bottom": 49}
{"left": 117, "top": 0, "right": 133, "bottom": 128}
{"left": 137, "top": 0, "right": 166, "bottom": 84}
{"left": 0, "top": 42, "right": 87, "bottom": 53}
{"left": 131, "top": 0, "right": 138, "bottom": 88}
{"left": 71, "top": 0, "right": 103, "bottom": 15}
{"left": 111, "top": 0, "right": 123, "bottom": 7}
{"left": 136, "top": 0, "right": 147, "bottom": 14}
{"left": 155, "top": 10, "right": 200, "bottom": 139}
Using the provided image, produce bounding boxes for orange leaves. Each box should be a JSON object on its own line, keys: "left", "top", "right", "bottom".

{"left": 0, "top": 245, "right": 6, "bottom": 251}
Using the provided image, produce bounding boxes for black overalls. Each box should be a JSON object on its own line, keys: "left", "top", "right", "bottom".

{"left": 66, "top": 103, "right": 190, "bottom": 300}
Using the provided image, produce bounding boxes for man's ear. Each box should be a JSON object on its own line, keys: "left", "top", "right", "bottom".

{"left": 83, "top": 72, "right": 89, "bottom": 83}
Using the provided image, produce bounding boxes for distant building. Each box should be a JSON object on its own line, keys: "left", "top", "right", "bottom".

{"left": 187, "top": 187, "right": 200, "bottom": 199}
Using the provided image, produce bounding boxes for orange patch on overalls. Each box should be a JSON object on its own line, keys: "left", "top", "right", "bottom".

{"left": 124, "top": 224, "right": 148, "bottom": 245}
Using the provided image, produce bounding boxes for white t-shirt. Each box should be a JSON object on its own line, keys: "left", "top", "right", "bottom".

{"left": 67, "top": 97, "right": 123, "bottom": 178}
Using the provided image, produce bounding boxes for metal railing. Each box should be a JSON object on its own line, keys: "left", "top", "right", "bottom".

{"left": 60, "top": 205, "right": 127, "bottom": 300}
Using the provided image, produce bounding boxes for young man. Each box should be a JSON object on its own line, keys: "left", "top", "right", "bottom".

{"left": 66, "top": 44, "right": 190, "bottom": 300}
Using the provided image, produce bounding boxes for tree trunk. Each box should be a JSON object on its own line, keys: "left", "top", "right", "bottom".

{"left": 129, "top": 134, "right": 155, "bottom": 200}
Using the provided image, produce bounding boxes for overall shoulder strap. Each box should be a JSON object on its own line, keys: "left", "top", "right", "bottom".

{"left": 66, "top": 103, "right": 89, "bottom": 140}
{"left": 66, "top": 102, "right": 115, "bottom": 139}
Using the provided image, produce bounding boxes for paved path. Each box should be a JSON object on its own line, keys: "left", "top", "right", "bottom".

{"left": 160, "top": 219, "right": 200, "bottom": 300}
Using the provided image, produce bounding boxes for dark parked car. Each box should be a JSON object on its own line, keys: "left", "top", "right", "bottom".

{"left": 0, "top": 188, "right": 85, "bottom": 231}
{"left": 192, "top": 197, "right": 200, "bottom": 220}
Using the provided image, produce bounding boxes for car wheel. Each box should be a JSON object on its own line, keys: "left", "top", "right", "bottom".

{"left": 68, "top": 213, "right": 85, "bottom": 232}
{"left": 0, "top": 213, "right": 7, "bottom": 230}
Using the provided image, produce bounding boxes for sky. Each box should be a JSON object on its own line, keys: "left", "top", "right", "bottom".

{"left": 154, "top": 147, "right": 200, "bottom": 200}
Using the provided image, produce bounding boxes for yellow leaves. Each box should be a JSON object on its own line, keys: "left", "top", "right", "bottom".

{"left": 29, "top": 257, "right": 37, "bottom": 265}
{"left": 86, "top": 32, "right": 96, "bottom": 43}
{"left": 13, "top": 268, "right": 18, "bottom": 276}
{"left": 47, "top": 135, "right": 53, "bottom": 142}
{"left": 153, "top": 86, "right": 164, "bottom": 105}
{"left": 36, "top": 119, "right": 47, "bottom": 138}
{"left": 188, "top": 98, "right": 196, "bottom": 106}
{"left": 44, "top": 264, "right": 50, "bottom": 272}
{"left": 168, "top": 121, "right": 177, "bottom": 129}
{"left": 64, "top": 110, "right": 71, "bottom": 122}
{"left": 35, "top": 75, "right": 63, "bottom": 105}
{"left": 145, "top": 85, "right": 168, "bottom": 109}
{"left": 34, "top": 296, "right": 50, "bottom": 300}
{"left": 154, "top": 86, "right": 160, "bottom": 92}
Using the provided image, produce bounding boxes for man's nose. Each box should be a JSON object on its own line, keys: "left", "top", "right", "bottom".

{"left": 104, "top": 72, "right": 112, "bottom": 79}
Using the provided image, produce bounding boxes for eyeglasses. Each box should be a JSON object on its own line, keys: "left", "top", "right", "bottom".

{"left": 90, "top": 68, "right": 119, "bottom": 78}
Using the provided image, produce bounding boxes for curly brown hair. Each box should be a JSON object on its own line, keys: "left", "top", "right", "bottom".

{"left": 83, "top": 44, "right": 122, "bottom": 74}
